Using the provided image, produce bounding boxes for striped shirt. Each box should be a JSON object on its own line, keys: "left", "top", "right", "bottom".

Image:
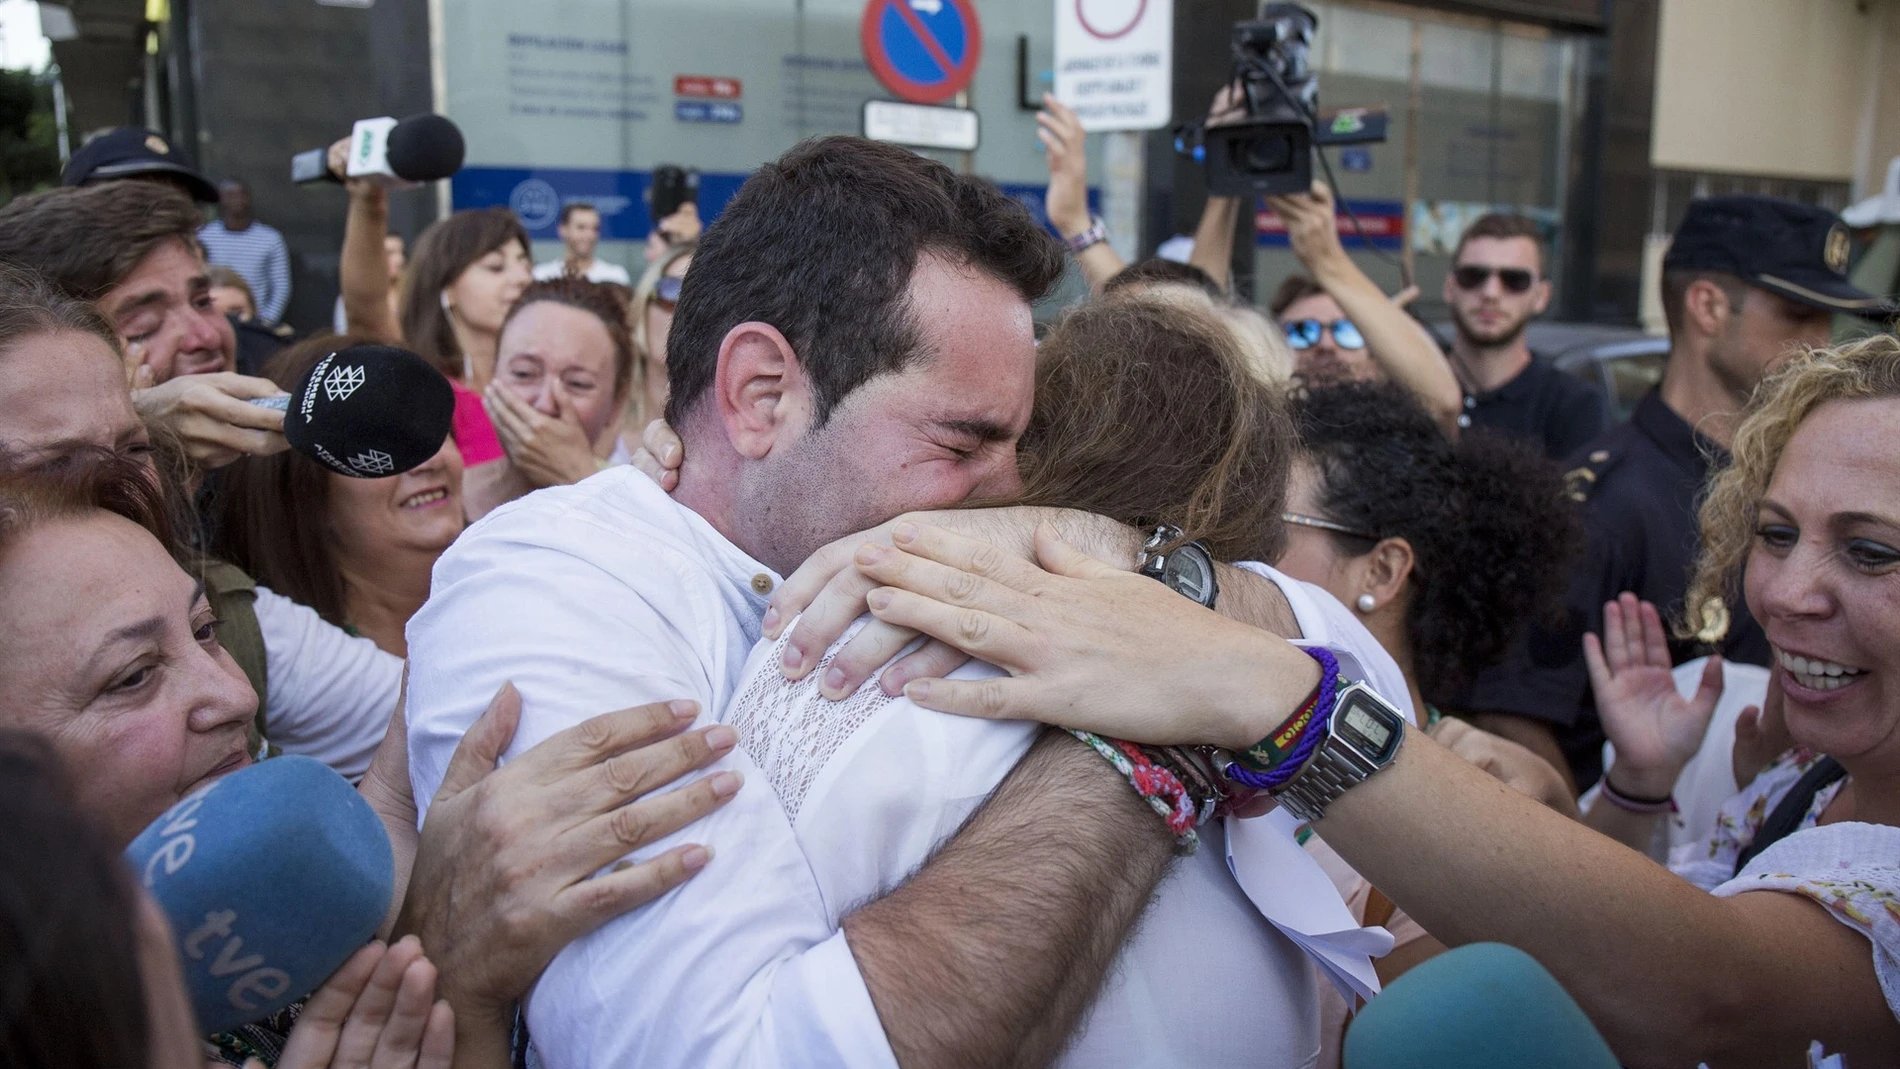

{"left": 199, "top": 219, "right": 292, "bottom": 324}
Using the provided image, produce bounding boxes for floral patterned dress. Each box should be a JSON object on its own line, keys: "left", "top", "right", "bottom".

{"left": 1669, "top": 749, "right": 1900, "bottom": 1021}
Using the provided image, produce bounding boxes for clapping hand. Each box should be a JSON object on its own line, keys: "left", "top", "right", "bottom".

{"left": 1583, "top": 593, "right": 1722, "bottom": 799}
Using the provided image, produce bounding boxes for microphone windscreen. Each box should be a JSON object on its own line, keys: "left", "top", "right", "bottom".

{"left": 124, "top": 756, "right": 394, "bottom": 1035}
{"left": 1344, "top": 943, "right": 1619, "bottom": 1069}
{"left": 284, "top": 344, "right": 455, "bottom": 478}
{"left": 385, "top": 114, "right": 466, "bottom": 183}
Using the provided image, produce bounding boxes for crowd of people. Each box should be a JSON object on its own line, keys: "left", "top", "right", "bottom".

{"left": 2, "top": 79, "right": 1897, "bottom": 1069}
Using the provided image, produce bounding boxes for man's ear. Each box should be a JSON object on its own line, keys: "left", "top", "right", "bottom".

{"left": 713, "top": 321, "right": 810, "bottom": 460}
{"left": 1683, "top": 278, "right": 1734, "bottom": 340}
{"left": 1531, "top": 278, "right": 1553, "bottom": 316}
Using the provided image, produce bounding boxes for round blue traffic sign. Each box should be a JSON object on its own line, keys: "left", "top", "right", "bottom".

{"left": 860, "top": 0, "right": 983, "bottom": 105}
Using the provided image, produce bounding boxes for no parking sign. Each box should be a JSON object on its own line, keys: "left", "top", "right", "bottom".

{"left": 860, "top": 0, "right": 983, "bottom": 105}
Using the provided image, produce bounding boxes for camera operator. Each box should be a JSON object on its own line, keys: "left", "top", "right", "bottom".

{"left": 1260, "top": 182, "right": 1461, "bottom": 431}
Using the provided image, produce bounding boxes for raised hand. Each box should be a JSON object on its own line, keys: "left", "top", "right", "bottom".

{"left": 1036, "top": 94, "right": 1091, "bottom": 239}
{"left": 274, "top": 938, "right": 454, "bottom": 1069}
{"left": 1732, "top": 669, "right": 1792, "bottom": 789}
{"left": 1583, "top": 593, "right": 1722, "bottom": 799}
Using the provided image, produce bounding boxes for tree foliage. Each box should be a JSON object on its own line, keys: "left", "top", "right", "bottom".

{"left": 0, "top": 68, "right": 60, "bottom": 204}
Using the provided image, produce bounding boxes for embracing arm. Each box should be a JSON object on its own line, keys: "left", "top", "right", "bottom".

{"left": 847, "top": 730, "right": 1174, "bottom": 1069}
{"left": 859, "top": 524, "right": 1899, "bottom": 1069}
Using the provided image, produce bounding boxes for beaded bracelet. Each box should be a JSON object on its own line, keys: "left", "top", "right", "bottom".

{"left": 1597, "top": 773, "right": 1677, "bottom": 815}
{"left": 1069, "top": 729, "right": 1210, "bottom": 852}
{"left": 1223, "top": 646, "right": 1342, "bottom": 792}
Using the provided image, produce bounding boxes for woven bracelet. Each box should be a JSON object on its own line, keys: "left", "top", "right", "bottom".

{"left": 1070, "top": 729, "right": 1204, "bottom": 852}
{"left": 1223, "top": 646, "right": 1343, "bottom": 792}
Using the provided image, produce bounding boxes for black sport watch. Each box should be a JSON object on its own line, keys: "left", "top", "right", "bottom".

{"left": 1137, "top": 524, "right": 1218, "bottom": 608}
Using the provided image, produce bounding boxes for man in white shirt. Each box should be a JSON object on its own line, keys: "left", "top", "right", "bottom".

{"left": 532, "top": 203, "right": 632, "bottom": 286}
{"left": 406, "top": 137, "right": 1245, "bottom": 1068}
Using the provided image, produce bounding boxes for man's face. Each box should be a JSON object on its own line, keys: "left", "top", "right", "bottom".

{"left": 741, "top": 253, "right": 1037, "bottom": 573}
{"left": 218, "top": 183, "right": 250, "bottom": 221}
{"left": 559, "top": 209, "right": 601, "bottom": 260}
{"left": 1444, "top": 236, "right": 1550, "bottom": 348}
{"left": 0, "top": 329, "right": 152, "bottom": 468}
{"left": 98, "top": 238, "right": 234, "bottom": 382}
{"left": 1707, "top": 286, "right": 1834, "bottom": 398}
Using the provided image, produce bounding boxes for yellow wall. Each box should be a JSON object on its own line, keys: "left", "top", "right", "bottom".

{"left": 1652, "top": 0, "right": 1900, "bottom": 184}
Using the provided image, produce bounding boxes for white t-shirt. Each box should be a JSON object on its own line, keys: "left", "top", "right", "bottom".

{"left": 404, "top": 468, "right": 892, "bottom": 1069}
{"left": 253, "top": 586, "right": 402, "bottom": 781}
{"left": 532, "top": 257, "right": 633, "bottom": 286}
{"left": 721, "top": 562, "right": 1416, "bottom": 1069}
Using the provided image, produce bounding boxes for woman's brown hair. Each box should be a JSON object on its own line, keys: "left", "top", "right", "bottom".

{"left": 502, "top": 277, "right": 636, "bottom": 401}
{"left": 398, "top": 207, "right": 532, "bottom": 380}
{"left": 213, "top": 335, "right": 387, "bottom": 627}
{"left": 1012, "top": 292, "right": 1295, "bottom": 563}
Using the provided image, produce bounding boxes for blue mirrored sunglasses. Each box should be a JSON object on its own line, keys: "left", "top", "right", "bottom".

{"left": 655, "top": 275, "right": 683, "bottom": 306}
{"left": 1283, "top": 317, "right": 1365, "bottom": 351}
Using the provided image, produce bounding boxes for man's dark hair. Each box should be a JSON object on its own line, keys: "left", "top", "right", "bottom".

{"left": 1103, "top": 258, "right": 1224, "bottom": 300}
{"left": 1268, "top": 273, "right": 1326, "bottom": 317}
{"left": 1659, "top": 270, "right": 1749, "bottom": 338}
{"left": 1452, "top": 213, "right": 1547, "bottom": 276}
{"left": 664, "top": 136, "right": 1065, "bottom": 428}
{"left": 559, "top": 202, "right": 599, "bottom": 226}
{"left": 0, "top": 182, "right": 204, "bottom": 302}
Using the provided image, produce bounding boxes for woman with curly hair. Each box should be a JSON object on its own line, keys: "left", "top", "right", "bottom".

{"left": 1278, "top": 381, "right": 1581, "bottom": 719}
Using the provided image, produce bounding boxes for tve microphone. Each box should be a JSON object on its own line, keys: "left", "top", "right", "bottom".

{"left": 1343, "top": 943, "right": 1619, "bottom": 1069}
{"left": 251, "top": 344, "right": 455, "bottom": 478}
{"left": 124, "top": 756, "right": 395, "bottom": 1035}
{"left": 291, "top": 114, "right": 466, "bottom": 186}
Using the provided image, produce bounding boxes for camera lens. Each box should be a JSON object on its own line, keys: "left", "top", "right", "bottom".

{"left": 1242, "top": 134, "right": 1293, "bottom": 173}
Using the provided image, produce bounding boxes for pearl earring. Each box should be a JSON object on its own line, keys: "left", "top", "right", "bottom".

{"left": 1356, "top": 594, "right": 1377, "bottom": 613}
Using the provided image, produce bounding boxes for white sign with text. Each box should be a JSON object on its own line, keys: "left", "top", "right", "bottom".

{"left": 1054, "top": 0, "right": 1172, "bottom": 132}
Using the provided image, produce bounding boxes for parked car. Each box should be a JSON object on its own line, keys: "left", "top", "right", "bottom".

{"left": 1551, "top": 336, "right": 1670, "bottom": 423}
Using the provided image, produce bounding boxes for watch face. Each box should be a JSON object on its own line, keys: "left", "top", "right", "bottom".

{"left": 1335, "top": 689, "right": 1402, "bottom": 763}
{"left": 1162, "top": 547, "right": 1216, "bottom": 606}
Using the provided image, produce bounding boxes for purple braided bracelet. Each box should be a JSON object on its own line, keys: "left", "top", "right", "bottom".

{"left": 1224, "top": 646, "right": 1340, "bottom": 792}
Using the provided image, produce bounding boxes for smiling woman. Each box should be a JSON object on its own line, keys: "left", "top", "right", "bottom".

{"left": 0, "top": 452, "right": 257, "bottom": 848}
{"left": 215, "top": 335, "right": 466, "bottom": 657}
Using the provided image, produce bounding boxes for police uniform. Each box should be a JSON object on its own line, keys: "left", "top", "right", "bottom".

{"left": 1460, "top": 195, "right": 1888, "bottom": 788}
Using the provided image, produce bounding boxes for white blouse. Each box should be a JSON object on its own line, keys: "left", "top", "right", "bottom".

{"left": 1670, "top": 749, "right": 1900, "bottom": 1021}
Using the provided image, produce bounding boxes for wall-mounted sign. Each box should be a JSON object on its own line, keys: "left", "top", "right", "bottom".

{"left": 1054, "top": 0, "right": 1171, "bottom": 131}
{"left": 860, "top": 0, "right": 982, "bottom": 104}
{"left": 862, "top": 98, "right": 979, "bottom": 151}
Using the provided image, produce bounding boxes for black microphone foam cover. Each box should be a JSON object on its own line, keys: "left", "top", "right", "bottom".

{"left": 385, "top": 114, "right": 466, "bottom": 183}
{"left": 284, "top": 345, "right": 455, "bottom": 478}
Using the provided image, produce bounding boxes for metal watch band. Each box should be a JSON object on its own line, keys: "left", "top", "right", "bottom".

{"left": 1273, "top": 743, "right": 1380, "bottom": 824}
{"left": 1065, "top": 215, "right": 1109, "bottom": 254}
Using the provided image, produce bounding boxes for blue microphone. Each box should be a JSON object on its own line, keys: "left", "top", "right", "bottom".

{"left": 124, "top": 756, "right": 395, "bottom": 1034}
{"left": 1344, "top": 943, "right": 1619, "bottom": 1069}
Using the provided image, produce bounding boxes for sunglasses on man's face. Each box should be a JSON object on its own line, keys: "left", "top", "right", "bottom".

{"left": 654, "top": 275, "right": 683, "bottom": 310}
{"left": 1452, "top": 265, "right": 1537, "bottom": 294}
{"left": 1283, "top": 317, "right": 1365, "bottom": 351}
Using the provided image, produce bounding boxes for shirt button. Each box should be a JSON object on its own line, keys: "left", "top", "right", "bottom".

{"left": 1457, "top": 414, "right": 1472, "bottom": 428}
{"left": 750, "top": 573, "right": 774, "bottom": 595}
{"left": 1589, "top": 450, "right": 1610, "bottom": 463}
{"left": 1464, "top": 396, "right": 1476, "bottom": 409}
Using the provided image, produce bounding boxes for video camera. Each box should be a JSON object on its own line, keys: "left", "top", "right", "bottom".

{"left": 1184, "top": 3, "right": 1388, "bottom": 197}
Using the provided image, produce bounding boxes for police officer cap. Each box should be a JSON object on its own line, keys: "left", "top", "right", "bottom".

{"left": 1664, "top": 195, "right": 1887, "bottom": 315}
{"left": 62, "top": 127, "right": 218, "bottom": 203}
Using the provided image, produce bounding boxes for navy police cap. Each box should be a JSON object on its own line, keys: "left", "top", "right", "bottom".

{"left": 1664, "top": 195, "right": 1887, "bottom": 315}
{"left": 62, "top": 127, "right": 218, "bottom": 203}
